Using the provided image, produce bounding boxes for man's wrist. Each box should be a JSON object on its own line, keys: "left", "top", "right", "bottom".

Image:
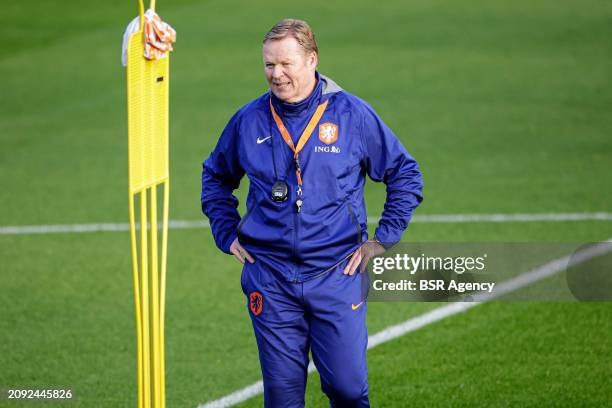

{"left": 372, "top": 235, "right": 394, "bottom": 251}
{"left": 222, "top": 232, "right": 239, "bottom": 254}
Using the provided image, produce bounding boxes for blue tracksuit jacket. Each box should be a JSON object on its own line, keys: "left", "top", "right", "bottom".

{"left": 201, "top": 73, "right": 423, "bottom": 281}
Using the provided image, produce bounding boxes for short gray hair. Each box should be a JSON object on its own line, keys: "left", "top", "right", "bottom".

{"left": 263, "top": 19, "right": 318, "bottom": 55}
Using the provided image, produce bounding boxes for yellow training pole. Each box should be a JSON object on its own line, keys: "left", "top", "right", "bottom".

{"left": 140, "top": 189, "right": 151, "bottom": 408}
{"left": 129, "top": 194, "right": 144, "bottom": 408}
{"left": 159, "top": 179, "right": 169, "bottom": 403}
{"left": 150, "top": 186, "right": 161, "bottom": 408}
{"left": 127, "top": 0, "right": 170, "bottom": 405}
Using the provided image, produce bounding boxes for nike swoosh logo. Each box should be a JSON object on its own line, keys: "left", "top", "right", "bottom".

{"left": 351, "top": 301, "right": 364, "bottom": 310}
{"left": 257, "top": 136, "right": 271, "bottom": 144}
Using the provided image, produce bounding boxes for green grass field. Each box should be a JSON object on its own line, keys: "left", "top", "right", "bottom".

{"left": 1, "top": 0, "right": 611, "bottom": 406}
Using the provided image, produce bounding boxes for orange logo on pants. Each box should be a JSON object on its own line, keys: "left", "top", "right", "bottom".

{"left": 249, "top": 291, "right": 263, "bottom": 316}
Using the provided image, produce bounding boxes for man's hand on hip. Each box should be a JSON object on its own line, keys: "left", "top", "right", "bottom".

{"left": 230, "top": 237, "right": 255, "bottom": 264}
{"left": 343, "top": 239, "right": 385, "bottom": 276}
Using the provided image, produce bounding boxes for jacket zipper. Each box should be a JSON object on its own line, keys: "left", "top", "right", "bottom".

{"left": 292, "top": 206, "right": 300, "bottom": 282}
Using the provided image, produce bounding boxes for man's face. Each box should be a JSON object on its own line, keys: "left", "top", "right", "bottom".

{"left": 263, "top": 36, "right": 317, "bottom": 103}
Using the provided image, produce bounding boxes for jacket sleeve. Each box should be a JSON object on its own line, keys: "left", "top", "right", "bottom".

{"left": 360, "top": 102, "right": 423, "bottom": 248}
{"left": 201, "top": 112, "right": 245, "bottom": 254}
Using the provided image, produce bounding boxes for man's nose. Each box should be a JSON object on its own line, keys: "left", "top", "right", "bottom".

{"left": 271, "top": 65, "right": 284, "bottom": 79}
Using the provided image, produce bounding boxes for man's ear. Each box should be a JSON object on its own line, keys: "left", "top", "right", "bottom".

{"left": 308, "top": 52, "right": 318, "bottom": 70}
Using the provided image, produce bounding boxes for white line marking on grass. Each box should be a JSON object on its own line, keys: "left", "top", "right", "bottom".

{"left": 1, "top": 212, "right": 611, "bottom": 235}
{"left": 199, "top": 382, "right": 265, "bottom": 408}
{"left": 0, "top": 220, "right": 210, "bottom": 235}
{"left": 197, "top": 240, "right": 612, "bottom": 408}
{"left": 368, "top": 212, "right": 612, "bottom": 224}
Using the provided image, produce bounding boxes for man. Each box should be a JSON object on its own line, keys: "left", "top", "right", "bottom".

{"left": 201, "top": 19, "right": 422, "bottom": 407}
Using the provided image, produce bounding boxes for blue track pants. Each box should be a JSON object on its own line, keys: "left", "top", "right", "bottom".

{"left": 241, "top": 259, "right": 370, "bottom": 408}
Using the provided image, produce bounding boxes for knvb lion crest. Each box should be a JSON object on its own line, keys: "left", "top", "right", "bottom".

{"left": 249, "top": 291, "right": 263, "bottom": 316}
{"left": 319, "top": 122, "right": 338, "bottom": 145}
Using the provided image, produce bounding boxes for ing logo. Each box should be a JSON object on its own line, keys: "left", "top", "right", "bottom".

{"left": 249, "top": 291, "right": 263, "bottom": 316}
{"left": 314, "top": 145, "right": 341, "bottom": 154}
{"left": 319, "top": 122, "right": 338, "bottom": 145}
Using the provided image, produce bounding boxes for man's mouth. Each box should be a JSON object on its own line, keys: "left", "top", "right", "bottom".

{"left": 273, "top": 81, "right": 291, "bottom": 88}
